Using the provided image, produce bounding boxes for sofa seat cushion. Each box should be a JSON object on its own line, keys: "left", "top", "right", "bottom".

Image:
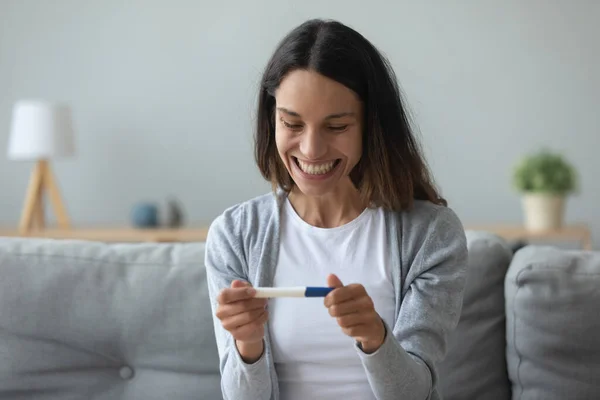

{"left": 506, "top": 246, "right": 600, "bottom": 399}
{"left": 438, "top": 231, "right": 513, "bottom": 400}
{"left": 0, "top": 238, "right": 220, "bottom": 399}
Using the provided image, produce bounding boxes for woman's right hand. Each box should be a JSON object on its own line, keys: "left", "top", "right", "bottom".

{"left": 215, "top": 280, "right": 268, "bottom": 362}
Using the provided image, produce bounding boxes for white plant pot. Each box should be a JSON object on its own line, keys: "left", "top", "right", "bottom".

{"left": 521, "top": 193, "right": 565, "bottom": 231}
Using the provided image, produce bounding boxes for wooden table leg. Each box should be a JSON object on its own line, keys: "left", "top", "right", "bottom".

{"left": 19, "top": 161, "right": 44, "bottom": 233}
{"left": 34, "top": 192, "right": 45, "bottom": 229}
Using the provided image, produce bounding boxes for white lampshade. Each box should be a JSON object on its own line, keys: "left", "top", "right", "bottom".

{"left": 7, "top": 100, "right": 75, "bottom": 160}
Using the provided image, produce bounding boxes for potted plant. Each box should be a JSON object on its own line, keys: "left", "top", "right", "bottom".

{"left": 512, "top": 149, "right": 578, "bottom": 231}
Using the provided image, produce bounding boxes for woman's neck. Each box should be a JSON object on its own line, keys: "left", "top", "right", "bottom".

{"left": 287, "top": 181, "right": 367, "bottom": 228}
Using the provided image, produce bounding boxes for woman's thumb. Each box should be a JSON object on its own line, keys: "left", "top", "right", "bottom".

{"left": 326, "top": 274, "right": 344, "bottom": 288}
{"left": 231, "top": 280, "right": 251, "bottom": 288}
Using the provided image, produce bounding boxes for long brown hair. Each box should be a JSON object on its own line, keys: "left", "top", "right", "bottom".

{"left": 255, "top": 19, "right": 446, "bottom": 210}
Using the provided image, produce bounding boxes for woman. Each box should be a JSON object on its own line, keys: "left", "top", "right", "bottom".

{"left": 205, "top": 18, "right": 468, "bottom": 400}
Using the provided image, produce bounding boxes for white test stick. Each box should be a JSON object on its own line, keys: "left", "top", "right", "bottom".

{"left": 253, "top": 286, "right": 334, "bottom": 298}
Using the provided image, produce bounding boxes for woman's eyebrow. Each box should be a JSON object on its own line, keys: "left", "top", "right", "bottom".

{"left": 277, "top": 107, "right": 355, "bottom": 120}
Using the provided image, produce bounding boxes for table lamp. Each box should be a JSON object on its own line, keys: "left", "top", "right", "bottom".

{"left": 7, "top": 100, "right": 75, "bottom": 233}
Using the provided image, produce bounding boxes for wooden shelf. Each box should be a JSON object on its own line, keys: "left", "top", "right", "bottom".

{"left": 466, "top": 224, "right": 592, "bottom": 250}
{"left": 2, "top": 224, "right": 593, "bottom": 249}
{"left": 0, "top": 226, "right": 209, "bottom": 243}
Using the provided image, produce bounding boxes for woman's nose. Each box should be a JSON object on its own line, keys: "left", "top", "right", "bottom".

{"left": 299, "top": 128, "right": 327, "bottom": 160}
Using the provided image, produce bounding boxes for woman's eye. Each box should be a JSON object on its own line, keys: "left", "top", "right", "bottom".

{"left": 282, "top": 120, "right": 303, "bottom": 130}
{"left": 329, "top": 125, "right": 348, "bottom": 132}
{"left": 280, "top": 118, "right": 347, "bottom": 133}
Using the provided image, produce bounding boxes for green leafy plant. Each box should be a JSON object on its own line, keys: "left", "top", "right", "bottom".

{"left": 512, "top": 149, "right": 578, "bottom": 194}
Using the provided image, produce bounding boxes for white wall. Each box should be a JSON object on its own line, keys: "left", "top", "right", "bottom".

{"left": 1, "top": 0, "right": 599, "bottom": 247}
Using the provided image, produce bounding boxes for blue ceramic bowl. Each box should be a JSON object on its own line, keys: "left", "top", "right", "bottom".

{"left": 131, "top": 203, "right": 159, "bottom": 228}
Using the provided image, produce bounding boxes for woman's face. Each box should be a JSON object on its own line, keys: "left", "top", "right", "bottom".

{"left": 274, "top": 69, "right": 363, "bottom": 197}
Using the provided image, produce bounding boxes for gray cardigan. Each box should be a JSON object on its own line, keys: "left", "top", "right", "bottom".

{"left": 204, "top": 190, "right": 468, "bottom": 400}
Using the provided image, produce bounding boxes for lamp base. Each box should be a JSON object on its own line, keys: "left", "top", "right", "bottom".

{"left": 19, "top": 160, "right": 70, "bottom": 233}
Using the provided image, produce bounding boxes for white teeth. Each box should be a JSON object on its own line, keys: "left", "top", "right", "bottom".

{"left": 297, "top": 159, "right": 336, "bottom": 175}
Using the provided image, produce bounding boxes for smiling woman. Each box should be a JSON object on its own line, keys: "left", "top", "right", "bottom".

{"left": 205, "top": 18, "right": 468, "bottom": 400}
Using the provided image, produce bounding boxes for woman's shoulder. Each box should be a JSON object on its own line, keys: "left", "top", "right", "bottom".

{"left": 395, "top": 200, "right": 467, "bottom": 254}
{"left": 400, "top": 200, "right": 463, "bottom": 227}
{"left": 206, "top": 190, "right": 282, "bottom": 244}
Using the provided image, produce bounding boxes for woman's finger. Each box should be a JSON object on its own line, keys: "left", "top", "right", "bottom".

{"left": 336, "top": 312, "right": 372, "bottom": 328}
{"left": 217, "top": 287, "right": 256, "bottom": 305}
{"left": 324, "top": 284, "right": 367, "bottom": 307}
{"left": 215, "top": 298, "right": 267, "bottom": 320}
{"left": 328, "top": 296, "right": 373, "bottom": 317}
{"left": 221, "top": 308, "right": 267, "bottom": 331}
{"left": 230, "top": 310, "right": 269, "bottom": 339}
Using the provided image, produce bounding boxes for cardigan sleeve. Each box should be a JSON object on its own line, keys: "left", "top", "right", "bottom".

{"left": 204, "top": 206, "right": 273, "bottom": 400}
{"left": 355, "top": 206, "right": 468, "bottom": 399}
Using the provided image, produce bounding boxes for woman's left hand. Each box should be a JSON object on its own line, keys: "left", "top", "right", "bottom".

{"left": 324, "top": 274, "right": 386, "bottom": 353}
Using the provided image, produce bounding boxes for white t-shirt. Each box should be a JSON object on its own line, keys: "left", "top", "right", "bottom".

{"left": 268, "top": 198, "right": 396, "bottom": 400}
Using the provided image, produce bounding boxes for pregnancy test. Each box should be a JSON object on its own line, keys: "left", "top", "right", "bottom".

{"left": 253, "top": 286, "right": 334, "bottom": 298}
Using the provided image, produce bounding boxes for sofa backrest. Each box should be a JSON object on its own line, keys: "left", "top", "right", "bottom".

{"left": 438, "top": 231, "right": 513, "bottom": 399}
{"left": 506, "top": 246, "right": 600, "bottom": 399}
{"left": 0, "top": 238, "right": 221, "bottom": 399}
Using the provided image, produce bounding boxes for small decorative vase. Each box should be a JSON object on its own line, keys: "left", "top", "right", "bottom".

{"left": 131, "top": 202, "right": 159, "bottom": 228}
{"left": 522, "top": 193, "right": 565, "bottom": 231}
{"left": 166, "top": 197, "right": 185, "bottom": 228}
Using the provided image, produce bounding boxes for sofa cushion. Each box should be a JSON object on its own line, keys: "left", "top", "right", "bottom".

{"left": 506, "top": 246, "right": 600, "bottom": 399}
{"left": 0, "top": 237, "right": 221, "bottom": 399}
{"left": 438, "top": 231, "right": 512, "bottom": 400}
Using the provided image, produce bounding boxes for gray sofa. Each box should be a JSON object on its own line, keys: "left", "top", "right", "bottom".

{"left": 0, "top": 239, "right": 222, "bottom": 399}
{"left": 1, "top": 231, "right": 598, "bottom": 399}
{"left": 439, "top": 232, "right": 600, "bottom": 400}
